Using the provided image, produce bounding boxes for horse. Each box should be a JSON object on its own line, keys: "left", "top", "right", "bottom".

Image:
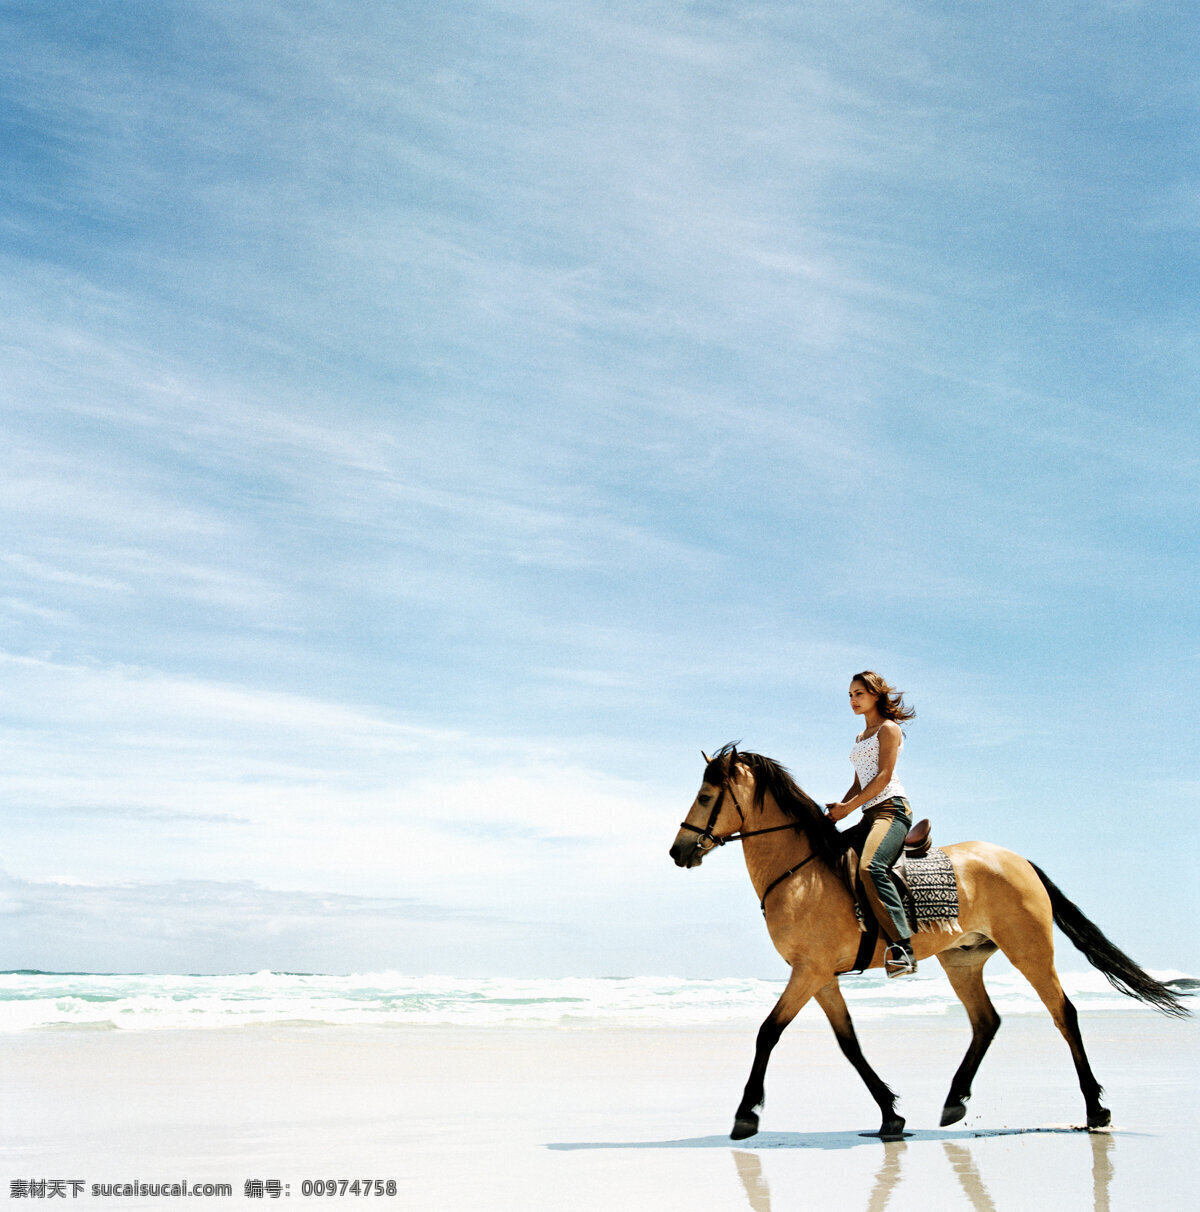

{"left": 668, "top": 744, "right": 1187, "bottom": 1140}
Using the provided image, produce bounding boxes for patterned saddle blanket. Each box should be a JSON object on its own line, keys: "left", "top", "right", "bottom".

{"left": 844, "top": 843, "right": 962, "bottom": 935}
{"left": 887, "top": 847, "right": 961, "bottom": 934}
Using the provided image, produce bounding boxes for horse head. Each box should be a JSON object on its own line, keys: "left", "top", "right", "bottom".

{"left": 669, "top": 744, "right": 751, "bottom": 867}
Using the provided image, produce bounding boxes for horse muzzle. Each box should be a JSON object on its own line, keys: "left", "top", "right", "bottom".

{"left": 669, "top": 830, "right": 711, "bottom": 868}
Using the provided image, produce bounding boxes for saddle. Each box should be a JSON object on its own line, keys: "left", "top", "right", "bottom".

{"left": 903, "top": 817, "right": 932, "bottom": 857}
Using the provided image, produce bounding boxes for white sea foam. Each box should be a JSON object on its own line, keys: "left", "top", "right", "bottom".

{"left": 0, "top": 968, "right": 1191, "bottom": 1032}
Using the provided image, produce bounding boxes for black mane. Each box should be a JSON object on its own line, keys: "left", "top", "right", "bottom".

{"left": 705, "top": 742, "right": 844, "bottom": 869}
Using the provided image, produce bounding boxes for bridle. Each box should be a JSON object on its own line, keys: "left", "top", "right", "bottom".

{"left": 676, "top": 779, "right": 799, "bottom": 851}
{"left": 677, "top": 762, "right": 821, "bottom": 914}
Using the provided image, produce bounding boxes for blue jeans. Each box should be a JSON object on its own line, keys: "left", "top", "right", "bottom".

{"left": 859, "top": 796, "right": 913, "bottom": 943}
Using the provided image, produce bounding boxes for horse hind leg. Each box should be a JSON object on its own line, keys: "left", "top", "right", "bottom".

{"left": 813, "top": 979, "right": 905, "bottom": 1139}
{"left": 937, "top": 944, "right": 1002, "bottom": 1125}
{"left": 997, "top": 934, "right": 1111, "bottom": 1128}
{"left": 1039, "top": 975, "right": 1110, "bottom": 1128}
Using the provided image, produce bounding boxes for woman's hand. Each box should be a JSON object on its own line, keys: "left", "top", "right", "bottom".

{"left": 826, "top": 801, "right": 853, "bottom": 822}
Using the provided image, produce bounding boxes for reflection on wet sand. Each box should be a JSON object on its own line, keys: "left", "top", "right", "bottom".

{"left": 944, "top": 1141, "right": 999, "bottom": 1212}
{"left": 731, "top": 1140, "right": 908, "bottom": 1212}
{"left": 1091, "top": 1131, "right": 1114, "bottom": 1212}
{"left": 732, "top": 1152, "right": 770, "bottom": 1212}
{"left": 730, "top": 1131, "right": 1115, "bottom": 1212}
{"left": 865, "top": 1140, "right": 905, "bottom": 1212}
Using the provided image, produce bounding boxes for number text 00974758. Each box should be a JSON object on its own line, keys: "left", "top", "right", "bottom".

{"left": 300, "top": 1179, "right": 399, "bottom": 1197}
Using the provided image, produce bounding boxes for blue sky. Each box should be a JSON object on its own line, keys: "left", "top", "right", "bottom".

{"left": 1, "top": 1, "right": 1196, "bottom": 977}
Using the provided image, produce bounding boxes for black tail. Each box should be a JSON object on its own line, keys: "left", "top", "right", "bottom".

{"left": 1031, "top": 864, "right": 1189, "bottom": 1018}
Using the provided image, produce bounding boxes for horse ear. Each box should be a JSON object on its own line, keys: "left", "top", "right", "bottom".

{"left": 729, "top": 745, "right": 739, "bottom": 767}
{"left": 701, "top": 750, "right": 711, "bottom": 764}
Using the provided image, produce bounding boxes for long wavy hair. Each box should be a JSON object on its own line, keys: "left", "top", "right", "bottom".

{"left": 703, "top": 743, "right": 844, "bottom": 868}
{"left": 852, "top": 670, "right": 915, "bottom": 723}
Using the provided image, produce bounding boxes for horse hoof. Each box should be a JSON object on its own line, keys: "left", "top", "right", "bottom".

{"left": 731, "top": 1116, "right": 759, "bottom": 1140}
{"left": 941, "top": 1102, "right": 967, "bottom": 1126}
{"left": 1087, "top": 1107, "right": 1112, "bottom": 1130}
{"left": 880, "top": 1117, "right": 906, "bottom": 1141}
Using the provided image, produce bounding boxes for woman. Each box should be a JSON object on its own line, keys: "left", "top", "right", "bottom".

{"left": 826, "top": 671, "right": 918, "bottom": 978}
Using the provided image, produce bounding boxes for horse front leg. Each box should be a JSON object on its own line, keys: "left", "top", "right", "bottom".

{"left": 813, "top": 979, "right": 905, "bottom": 1139}
{"left": 732, "top": 966, "right": 822, "bottom": 1140}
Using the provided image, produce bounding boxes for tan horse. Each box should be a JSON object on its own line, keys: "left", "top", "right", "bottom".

{"left": 669, "top": 745, "right": 1187, "bottom": 1140}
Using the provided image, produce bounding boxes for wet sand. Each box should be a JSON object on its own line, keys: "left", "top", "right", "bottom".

{"left": 2, "top": 1011, "right": 1195, "bottom": 1209}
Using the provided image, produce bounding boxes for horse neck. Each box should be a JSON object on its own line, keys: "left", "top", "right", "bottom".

{"left": 740, "top": 789, "right": 820, "bottom": 901}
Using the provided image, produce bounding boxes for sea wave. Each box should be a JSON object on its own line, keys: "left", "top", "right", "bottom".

{"left": 0, "top": 968, "right": 1192, "bottom": 1032}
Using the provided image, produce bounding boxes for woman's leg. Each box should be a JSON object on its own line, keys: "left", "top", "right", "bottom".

{"left": 859, "top": 807, "right": 913, "bottom": 944}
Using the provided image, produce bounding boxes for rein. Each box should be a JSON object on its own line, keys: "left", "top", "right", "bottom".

{"left": 677, "top": 779, "right": 821, "bottom": 914}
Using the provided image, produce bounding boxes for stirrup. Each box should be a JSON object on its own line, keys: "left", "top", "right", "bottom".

{"left": 885, "top": 942, "right": 917, "bottom": 979}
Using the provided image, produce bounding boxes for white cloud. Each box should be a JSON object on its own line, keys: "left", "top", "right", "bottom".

{"left": 0, "top": 652, "right": 676, "bottom": 906}
{"left": 0, "top": 869, "right": 491, "bottom": 974}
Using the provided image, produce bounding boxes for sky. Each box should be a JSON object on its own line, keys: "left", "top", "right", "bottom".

{"left": 0, "top": 0, "right": 1196, "bottom": 978}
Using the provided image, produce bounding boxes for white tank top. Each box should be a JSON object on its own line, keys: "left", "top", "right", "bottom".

{"left": 849, "top": 730, "right": 906, "bottom": 809}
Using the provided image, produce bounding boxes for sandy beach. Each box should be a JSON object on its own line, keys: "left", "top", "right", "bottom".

{"left": 2, "top": 1008, "right": 1195, "bottom": 1210}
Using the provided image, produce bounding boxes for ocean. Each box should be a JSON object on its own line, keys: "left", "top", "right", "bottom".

{"left": 1, "top": 968, "right": 1192, "bottom": 1032}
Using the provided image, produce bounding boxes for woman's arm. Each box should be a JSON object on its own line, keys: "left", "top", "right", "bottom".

{"left": 826, "top": 723, "right": 901, "bottom": 821}
{"left": 827, "top": 775, "right": 861, "bottom": 822}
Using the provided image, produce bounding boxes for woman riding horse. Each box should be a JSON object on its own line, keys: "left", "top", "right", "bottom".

{"left": 825, "top": 671, "right": 918, "bottom": 978}
{"left": 670, "top": 741, "right": 1186, "bottom": 1139}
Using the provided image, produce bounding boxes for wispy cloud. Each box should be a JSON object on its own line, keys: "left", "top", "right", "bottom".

{"left": 0, "top": 869, "right": 491, "bottom": 974}
{"left": 0, "top": 652, "right": 673, "bottom": 891}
